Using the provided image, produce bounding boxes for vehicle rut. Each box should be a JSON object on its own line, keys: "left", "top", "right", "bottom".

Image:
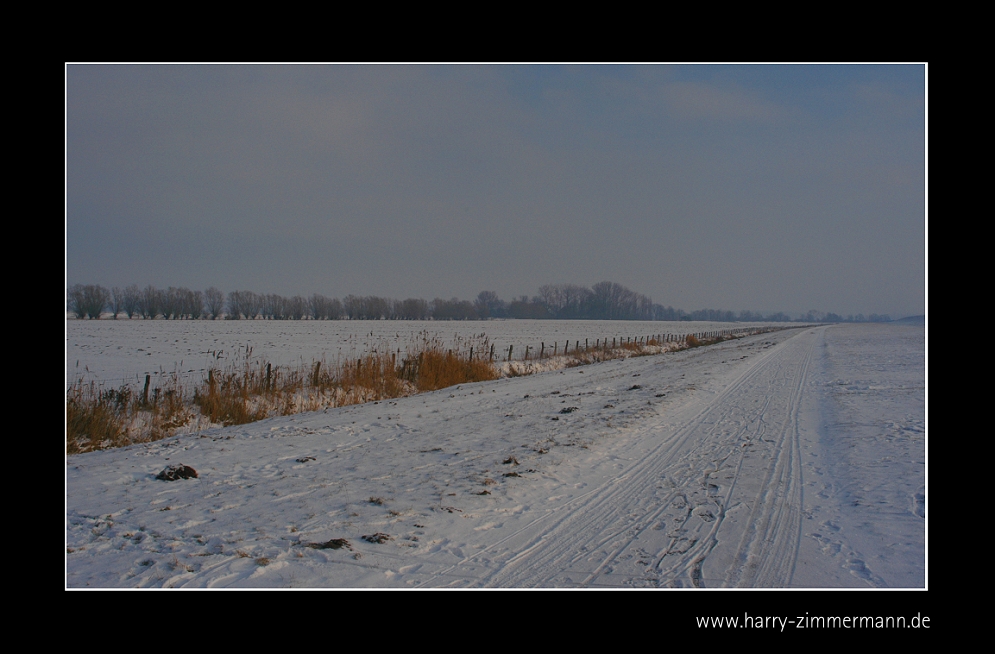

{"left": 424, "top": 328, "right": 818, "bottom": 588}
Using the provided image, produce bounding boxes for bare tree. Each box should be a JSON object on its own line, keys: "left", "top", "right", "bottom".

{"left": 111, "top": 287, "right": 124, "bottom": 319}
{"left": 397, "top": 298, "right": 429, "bottom": 320}
{"left": 121, "top": 285, "right": 140, "bottom": 319}
{"left": 244, "top": 291, "right": 261, "bottom": 319}
{"left": 227, "top": 290, "right": 260, "bottom": 319}
{"left": 365, "top": 296, "right": 391, "bottom": 320}
{"left": 475, "top": 291, "right": 505, "bottom": 319}
{"left": 204, "top": 287, "right": 224, "bottom": 319}
{"left": 138, "top": 285, "right": 160, "bottom": 319}
{"left": 67, "top": 284, "right": 110, "bottom": 319}
{"left": 161, "top": 287, "right": 182, "bottom": 319}
{"left": 307, "top": 294, "right": 322, "bottom": 319}
{"left": 67, "top": 285, "right": 87, "bottom": 319}
{"left": 431, "top": 297, "right": 478, "bottom": 320}
{"left": 227, "top": 290, "right": 245, "bottom": 319}
{"left": 591, "top": 281, "right": 639, "bottom": 320}
{"left": 262, "top": 294, "right": 286, "bottom": 320}
{"left": 184, "top": 289, "right": 204, "bottom": 319}
{"left": 287, "top": 295, "right": 307, "bottom": 320}
{"left": 327, "top": 297, "right": 344, "bottom": 320}
{"left": 537, "top": 284, "right": 591, "bottom": 319}
{"left": 506, "top": 295, "right": 549, "bottom": 319}
{"left": 343, "top": 295, "right": 364, "bottom": 320}
{"left": 308, "top": 293, "right": 338, "bottom": 320}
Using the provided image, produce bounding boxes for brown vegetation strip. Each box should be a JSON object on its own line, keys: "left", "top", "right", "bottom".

{"left": 67, "top": 329, "right": 781, "bottom": 454}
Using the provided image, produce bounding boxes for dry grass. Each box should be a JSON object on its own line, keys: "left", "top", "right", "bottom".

{"left": 619, "top": 337, "right": 661, "bottom": 352}
{"left": 396, "top": 333, "right": 498, "bottom": 391}
{"left": 686, "top": 334, "right": 734, "bottom": 349}
{"left": 68, "top": 332, "right": 506, "bottom": 454}
{"left": 189, "top": 334, "right": 496, "bottom": 427}
{"left": 338, "top": 352, "right": 410, "bottom": 401}
{"left": 66, "top": 379, "right": 126, "bottom": 454}
{"left": 66, "top": 373, "right": 192, "bottom": 454}
{"left": 189, "top": 351, "right": 410, "bottom": 427}
{"left": 193, "top": 381, "right": 268, "bottom": 426}
{"left": 68, "top": 329, "right": 773, "bottom": 454}
{"left": 560, "top": 338, "right": 668, "bottom": 368}
{"left": 193, "top": 360, "right": 271, "bottom": 426}
{"left": 413, "top": 349, "right": 498, "bottom": 391}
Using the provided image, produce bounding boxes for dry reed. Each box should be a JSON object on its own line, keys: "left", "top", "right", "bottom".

{"left": 68, "top": 329, "right": 764, "bottom": 453}
{"left": 406, "top": 333, "right": 497, "bottom": 391}
{"left": 66, "top": 372, "right": 191, "bottom": 454}
{"left": 189, "top": 333, "right": 495, "bottom": 427}
{"left": 66, "top": 379, "right": 126, "bottom": 454}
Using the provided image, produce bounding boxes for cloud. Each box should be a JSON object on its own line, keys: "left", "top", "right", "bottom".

{"left": 662, "top": 81, "right": 786, "bottom": 122}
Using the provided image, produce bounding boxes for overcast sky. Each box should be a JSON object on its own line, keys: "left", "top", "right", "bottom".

{"left": 65, "top": 64, "right": 926, "bottom": 318}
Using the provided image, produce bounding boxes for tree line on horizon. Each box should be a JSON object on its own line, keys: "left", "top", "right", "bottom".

{"left": 65, "top": 282, "right": 891, "bottom": 323}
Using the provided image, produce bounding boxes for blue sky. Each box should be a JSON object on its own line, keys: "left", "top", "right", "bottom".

{"left": 66, "top": 64, "right": 926, "bottom": 317}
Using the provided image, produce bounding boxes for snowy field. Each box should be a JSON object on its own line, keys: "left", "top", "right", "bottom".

{"left": 65, "top": 322, "right": 925, "bottom": 588}
{"left": 66, "top": 319, "right": 776, "bottom": 389}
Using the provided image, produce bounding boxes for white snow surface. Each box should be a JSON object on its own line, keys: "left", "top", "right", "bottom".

{"left": 66, "top": 319, "right": 774, "bottom": 388}
{"left": 66, "top": 323, "right": 925, "bottom": 588}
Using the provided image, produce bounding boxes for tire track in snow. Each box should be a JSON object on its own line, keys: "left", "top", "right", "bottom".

{"left": 421, "top": 329, "right": 817, "bottom": 587}
{"left": 714, "top": 330, "right": 812, "bottom": 587}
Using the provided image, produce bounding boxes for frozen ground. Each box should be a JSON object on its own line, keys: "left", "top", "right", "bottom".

{"left": 66, "top": 319, "right": 777, "bottom": 389}
{"left": 65, "top": 323, "right": 925, "bottom": 588}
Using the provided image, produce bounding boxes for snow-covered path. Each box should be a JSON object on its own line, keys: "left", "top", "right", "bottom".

{"left": 422, "top": 326, "right": 815, "bottom": 588}
{"left": 66, "top": 324, "right": 925, "bottom": 588}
